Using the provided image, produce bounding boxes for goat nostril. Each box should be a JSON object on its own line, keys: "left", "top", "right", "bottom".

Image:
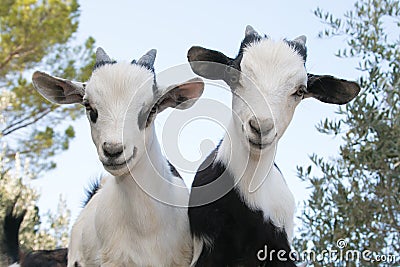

{"left": 264, "top": 118, "right": 274, "bottom": 132}
{"left": 103, "top": 142, "right": 123, "bottom": 158}
{"left": 249, "top": 119, "right": 261, "bottom": 135}
{"left": 249, "top": 118, "right": 274, "bottom": 135}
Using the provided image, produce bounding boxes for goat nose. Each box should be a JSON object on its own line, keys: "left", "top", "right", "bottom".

{"left": 249, "top": 117, "right": 274, "bottom": 135}
{"left": 103, "top": 142, "right": 124, "bottom": 158}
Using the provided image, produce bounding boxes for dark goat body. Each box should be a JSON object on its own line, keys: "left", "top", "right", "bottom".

{"left": 3, "top": 204, "right": 25, "bottom": 264}
{"left": 3, "top": 203, "right": 67, "bottom": 267}
{"left": 21, "top": 249, "right": 67, "bottom": 267}
{"left": 188, "top": 29, "right": 299, "bottom": 267}
{"left": 187, "top": 25, "right": 359, "bottom": 266}
{"left": 189, "top": 149, "right": 296, "bottom": 267}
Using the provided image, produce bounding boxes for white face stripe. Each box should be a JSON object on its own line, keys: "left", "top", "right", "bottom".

{"left": 215, "top": 38, "right": 306, "bottom": 240}
{"left": 83, "top": 62, "right": 156, "bottom": 176}
{"left": 68, "top": 60, "right": 194, "bottom": 266}
{"left": 234, "top": 38, "right": 308, "bottom": 144}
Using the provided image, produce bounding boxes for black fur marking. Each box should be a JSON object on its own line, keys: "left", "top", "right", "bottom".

{"left": 217, "top": 33, "right": 264, "bottom": 85}
{"left": 23, "top": 248, "right": 68, "bottom": 267}
{"left": 230, "top": 33, "right": 266, "bottom": 74}
{"left": 137, "top": 95, "right": 159, "bottom": 130}
{"left": 134, "top": 58, "right": 158, "bottom": 131}
{"left": 93, "top": 60, "right": 117, "bottom": 71}
{"left": 94, "top": 57, "right": 157, "bottom": 93}
{"left": 82, "top": 177, "right": 102, "bottom": 207}
{"left": 132, "top": 59, "right": 156, "bottom": 74}
{"left": 132, "top": 59, "right": 157, "bottom": 89}
{"left": 238, "top": 33, "right": 264, "bottom": 56}
{"left": 285, "top": 39, "right": 307, "bottom": 62}
{"left": 3, "top": 203, "right": 26, "bottom": 264}
{"left": 187, "top": 33, "right": 267, "bottom": 89}
{"left": 274, "top": 162, "right": 283, "bottom": 175}
{"left": 189, "top": 148, "right": 296, "bottom": 267}
{"left": 189, "top": 32, "right": 308, "bottom": 91}
{"left": 137, "top": 104, "right": 151, "bottom": 130}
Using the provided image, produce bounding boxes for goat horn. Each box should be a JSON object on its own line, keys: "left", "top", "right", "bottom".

{"left": 137, "top": 49, "right": 157, "bottom": 68}
{"left": 245, "top": 25, "right": 260, "bottom": 37}
{"left": 293, "top": 35, "right": 307, "bottom": 46}
{"left": 96, "top": 47, "right": 112, "bottom": 64}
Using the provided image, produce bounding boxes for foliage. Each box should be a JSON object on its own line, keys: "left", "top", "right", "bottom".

{"left": 295, "top": 0, "right": 400, "bottom": 266}
{"left": 0, "top": 0, "right": 95, "bottom": 260}
{"left": 0, "top": 150, "right": 70, "bottom": 255}
{"left": 0, "top": 0, "right": 96, "bottom": 175}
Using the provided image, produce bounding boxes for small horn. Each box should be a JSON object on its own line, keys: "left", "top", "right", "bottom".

{"left": 96, "top": 47, "right": 112, "bottom": 63}
{"left": 245, "top": 25, "right": 260, "bottom": 37}
{"left": 293, "top": 35, "right": 307, "bottom": 46}
{"left": 137, "top": 49, "right": 157, "bottom": 68}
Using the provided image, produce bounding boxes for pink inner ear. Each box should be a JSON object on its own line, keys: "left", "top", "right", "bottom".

{"left": 178, "top": 78, "right": 204, "bottom": 99}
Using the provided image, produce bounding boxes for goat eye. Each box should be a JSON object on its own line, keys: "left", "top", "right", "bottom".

{"left": 150, "top": 105, "right": 158, "bottom": 114}
{"left": 83, "top": 102, "right": 98, "bottom": 123}
{"left": 89, "top": 109, "right": 98, "bottom": 123}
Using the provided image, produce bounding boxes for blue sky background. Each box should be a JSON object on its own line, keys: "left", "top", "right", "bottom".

{"left": 31, "top": 0, "right": 361, "bottom": 232}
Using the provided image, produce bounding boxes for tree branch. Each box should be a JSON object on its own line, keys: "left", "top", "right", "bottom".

{"left": 0, "top": 45, "right": 24, "bottom": 71}
{"left": 1, "top": 104, "right": 57, "bottom": 134}
{"left": 1, "top": 109, "right": 52, "bottom": 136}
{"left": 1, "top": 110, "right": 44, "bottom": 133}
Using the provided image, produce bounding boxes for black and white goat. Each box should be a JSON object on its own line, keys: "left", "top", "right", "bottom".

{"left": 32, "top": 48, "right": 204, "bottom": 266}
{"left": 187, "top": 26, "right": 360, "bottom": 266}
{"left": 3, "top": 201, "right": 68, "bottom": 267}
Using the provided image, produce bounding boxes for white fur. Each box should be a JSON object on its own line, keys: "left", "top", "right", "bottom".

{"left": 216, "top": 121, "right": 295, "bottom": 240}
{"left": 190, "top": 236, "right": 204, "bottom": 266}
{"left": 238, "top": 39, "right": 307, "bottom": 143}
{"left": 69, "top": 127, "right": 192, "bottom": 266}
{"left": 56, "top": 62, "right": 193, "bottom": 266}
{"left": 216, "top": 39, "right": 307, "bottom": 241}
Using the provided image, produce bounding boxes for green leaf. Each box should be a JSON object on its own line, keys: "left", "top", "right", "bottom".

{"left": 295, "top": 0, "right": 400, "bottom": 264}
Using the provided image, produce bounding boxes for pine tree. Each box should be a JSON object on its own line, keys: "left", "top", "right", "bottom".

{"left": 0, "top": 0, "right": 95, "bottom": 262}
{"left": 0, "top": 0, "right": 95, "bottom": 174}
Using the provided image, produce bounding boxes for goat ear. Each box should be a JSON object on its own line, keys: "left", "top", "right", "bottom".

{"left": 156, "top": 77, "right": 204, "bottom": 113}
{"left": 305, "top": 74, "right": 360, "bottom": 104}
{"left": 32, "top": 71, "right": 85, "bottom": 104}
{"left": 187, "top": 46, "right": 234, "bottom": 83}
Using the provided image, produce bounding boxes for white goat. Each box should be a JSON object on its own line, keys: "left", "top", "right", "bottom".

{"left": 187, "top": 26, "right": 360, "bottom": 266}
{"left": 32, "top": 48, "right": 204, "bottom": 266}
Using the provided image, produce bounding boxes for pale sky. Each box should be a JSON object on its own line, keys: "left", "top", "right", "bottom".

{"left": 30, "top": 0, "right": 360, "bottom": 233}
